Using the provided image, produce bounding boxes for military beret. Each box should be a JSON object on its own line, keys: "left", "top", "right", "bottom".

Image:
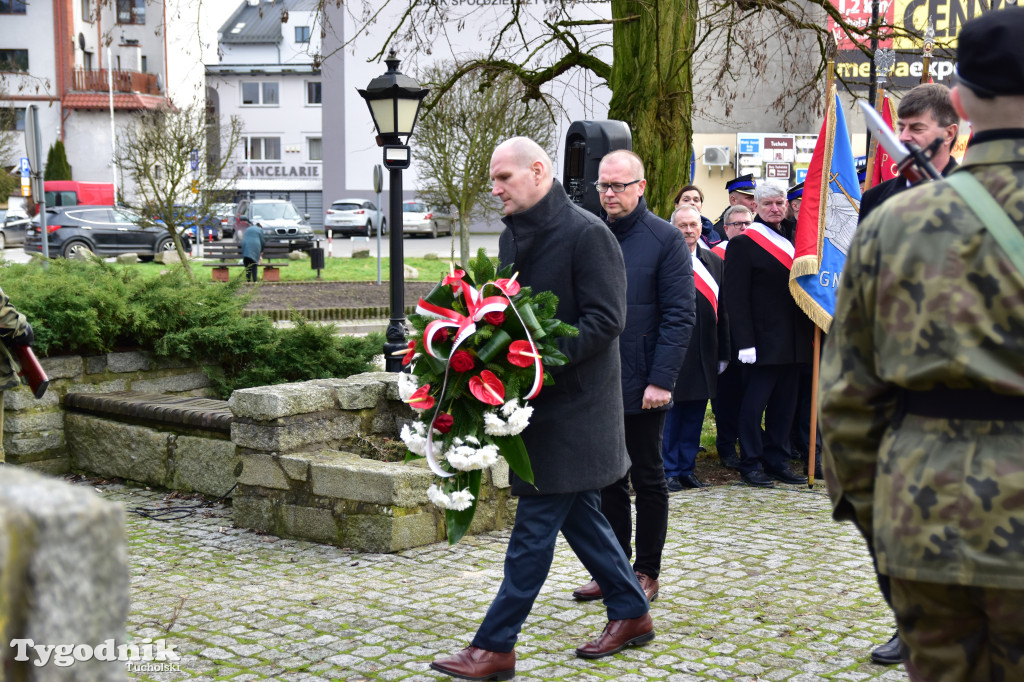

{"left": 726, "top": 174, "right": 755, "bottom": 195}
{"left": 787, "top": 183, "right": 804, "bottom": 201}
{"left": 956, "top": 7, "right": 1024, "bottom": 98}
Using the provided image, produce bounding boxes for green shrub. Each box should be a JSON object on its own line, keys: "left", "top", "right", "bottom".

{"left": 0, "top": 259, "right": 383, "bottom": 398}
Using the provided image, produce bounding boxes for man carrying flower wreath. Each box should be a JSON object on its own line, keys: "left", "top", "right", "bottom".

{"left": 430, "top": 137, "right": 654, "bottom": 680}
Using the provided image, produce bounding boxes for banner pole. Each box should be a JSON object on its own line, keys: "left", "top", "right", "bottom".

{"left": 864, "top": 49, "right": 894, "bottom": 191}
{"left": 808, "top": 326, "right": 821, "bottom": 488}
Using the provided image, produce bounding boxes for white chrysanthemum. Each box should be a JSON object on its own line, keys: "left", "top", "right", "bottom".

{"left": 448, "top": 488, "right": 475, "bottom": 511}
{"left": 482, "top": 400, "right": 533, "bottom": 437}
{"left": 427, "top": 484, "right": 451, "bottom": 509}
{"left": 465, "top": 434, "right": 480, "bottom": 446}
{"left": 483, "top": 412, "right": 506, "bottom": 436}
{"left": 397, "top": 372, "right": 419, "bottom": 402}
{"left": 446, "top": 442, "right": 500, "bottom": 471}
{"left": 500, "top": 398, "right": 520, "bottom": 417}
{"left": 400, "top": 422, "right": 428, "bottom": 456}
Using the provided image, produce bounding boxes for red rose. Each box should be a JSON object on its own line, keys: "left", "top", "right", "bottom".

{"left": 450, "top": 350, "right": 475, "bottom": 373}
{"left": 483, "top": 311, "right": 505, "bottom": 326}
{"left": 433, "top": 413, "right": 454, "bottom": 434}
{"left": 431, "top": 327, "right": 450, "bottom": 344}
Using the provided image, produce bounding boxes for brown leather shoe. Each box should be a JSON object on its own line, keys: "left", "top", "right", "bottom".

{"left": 430, "top": 646, "right": 515, "bottom": 680}
{"left": 572, "top": 579, "right": 603, "bottom": 601}
{"left": 635, "top": 571, "right": 659, "bottom": 603}
{"left": 575, "top": 613, "right": 655, "bottom": 659}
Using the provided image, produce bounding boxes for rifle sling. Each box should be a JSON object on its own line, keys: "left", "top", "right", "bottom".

{"left": 945, "top": 170, "right": 1024, "bottom": 277}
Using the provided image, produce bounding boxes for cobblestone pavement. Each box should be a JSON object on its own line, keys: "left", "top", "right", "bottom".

{"left": 91, "top": 479, "right": 910, "bottom": 681}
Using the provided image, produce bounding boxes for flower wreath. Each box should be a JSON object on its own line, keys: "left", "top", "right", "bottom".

{"left": 398, "top": 250, "right": 577, "bottom": 543}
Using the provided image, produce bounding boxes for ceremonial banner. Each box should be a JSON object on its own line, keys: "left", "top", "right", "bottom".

{"left": 871, "top": 96, "right": 899, "bottom": 185}
{"left": 789, "top": 88, "right": 861, "bottom": 332}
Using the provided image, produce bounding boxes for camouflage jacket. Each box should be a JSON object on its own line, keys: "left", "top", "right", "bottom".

{"left": 0, "top": 286, "right": 29, "bottom": 391}
{"left": 819, "top": 137, "right": 1024, "bottom": 590}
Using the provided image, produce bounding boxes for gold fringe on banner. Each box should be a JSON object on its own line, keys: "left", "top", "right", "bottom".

{"left": 788, "top": 84, "right": 838, "bottom": 334}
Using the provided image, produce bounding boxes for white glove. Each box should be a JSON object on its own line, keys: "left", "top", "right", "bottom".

{"left": 718, "top": 361, "right": 729, "bottom": 374}
{"left": 738, "top": 347, "right": 757, "bottom": 364}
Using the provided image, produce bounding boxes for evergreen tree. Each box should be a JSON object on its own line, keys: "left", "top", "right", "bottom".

{"left": 43, "top": 140, "right": 72, "bottom": 181}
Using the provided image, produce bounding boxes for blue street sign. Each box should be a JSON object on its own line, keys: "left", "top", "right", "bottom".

{"left": 20, "top": 157, "right": 30, "bottom": 177}
{"left": 796, "top": 169, "right": 808, "bottom": 184}
{"left": 739, "top": 138, "right": 760, "bottom": 154}
{"left": 190, "top": 149, "right": 199, "bottom": 171}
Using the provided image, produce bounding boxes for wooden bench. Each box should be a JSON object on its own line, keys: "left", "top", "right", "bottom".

{"left": 64, "top": 390, "right": 234, "bottom": 434}
{"left": 201, "top": 242, "right": 292, "bottom": 281}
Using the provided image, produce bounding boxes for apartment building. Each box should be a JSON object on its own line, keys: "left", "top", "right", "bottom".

{"left": 205, "top": 0, "right": 324, "bottom": 227}
{"left": 1, "top": 0, "right": 170, "bottom": 194}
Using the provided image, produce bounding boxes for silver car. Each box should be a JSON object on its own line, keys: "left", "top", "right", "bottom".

{"left": 402, "top": 201, "right": 454, "bottom": 238}
{"left": 0, "top": 207, "right": 31, "bottom": 249}
{"left": 325, "top": 198, "right": 386, "bottom": 237}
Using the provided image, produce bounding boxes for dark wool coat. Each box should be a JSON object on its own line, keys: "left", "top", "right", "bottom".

{"left": 606, "top": 197, "right": 695, "bottom": 415}
{"left": 499, "top": 181, "right": 630, "bottom": 497}
{"left": 859, "top": 157, "right": 958, "bottom": 223}
{"left": 721, "top": 218, "right": 813, "bottom": 366}
{"left": 674, "top": 248, "right": 729, "bottom": 402}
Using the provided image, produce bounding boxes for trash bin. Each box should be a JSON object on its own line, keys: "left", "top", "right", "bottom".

{"left": 309, "top": 247, "right": 325, "bottom": 271}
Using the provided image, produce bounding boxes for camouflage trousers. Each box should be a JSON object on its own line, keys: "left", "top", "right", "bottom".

{"left": 891, "top": 577, "right": 1024, "bottom": 681}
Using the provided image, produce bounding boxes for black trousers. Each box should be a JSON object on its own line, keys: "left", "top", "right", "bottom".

{"left": 789, "top": 364, "right": 822, "bottom": 463}
{"left": 737, "top": 364, "right": 799, "bottom": 475}
{"left": 472, "top": 490, "right": 649, "bottom": 652}
{"left": 601, "top": 410, "right": 669, "bottom": 580}
{"left": 712, "top": 362, "right": 744, "bottom": 460}
{"left": 243, "top": 257, "right": 258, "bottom": 282}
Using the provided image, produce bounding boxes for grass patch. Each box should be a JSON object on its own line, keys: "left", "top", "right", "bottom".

{"left": 132, "top": 256, "right": 472, "bottom": 282}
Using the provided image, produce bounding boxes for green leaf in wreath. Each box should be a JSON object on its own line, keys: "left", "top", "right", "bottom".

{"left": 541, "top": 349, "right": 568, "bottom": 367}
{"left": 493, "top": 434, "right": 535, "bottom": 487}
{"left": 404, "top": 450, "right": 424, "bottom": 463}
{"left": 445, "top": 470, "right": 482, "bottom": 544}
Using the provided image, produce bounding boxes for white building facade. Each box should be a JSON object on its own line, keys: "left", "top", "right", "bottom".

{"left": 1, "top": 0, "right": 171, "bottom": 201}
{"left": 205, "top": 0, "right": 324, "bottom": 227}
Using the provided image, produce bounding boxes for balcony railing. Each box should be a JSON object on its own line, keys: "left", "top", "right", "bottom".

{"left": 71, "top": 69, "right": 160, "bottom": 96}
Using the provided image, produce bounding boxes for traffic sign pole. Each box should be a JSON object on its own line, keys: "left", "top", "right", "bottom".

{"left": 25, "top": 105, "right": 49, "bottom": 259}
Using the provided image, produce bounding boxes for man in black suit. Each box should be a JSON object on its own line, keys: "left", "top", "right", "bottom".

{"left": 663, "top": 205, "right": 729, "bottom": 491}
{"left": 852, "top": 82, "right": 959, "bottom": 669}
{"left": 859, "top": 83, "right": 960, "bottom": 222}
{"left": 431, "top": 137, "right": 652, "bottom": 681}
{"left": 721, "top": 182, "right": 812, "bottom": 488}
{"left": 572, "top": 149, "right": 695, "bottom": 605}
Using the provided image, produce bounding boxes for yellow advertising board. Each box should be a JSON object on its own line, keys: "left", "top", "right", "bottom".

{"left": 829, "top": 1, "right": 1015, "bottom": 88}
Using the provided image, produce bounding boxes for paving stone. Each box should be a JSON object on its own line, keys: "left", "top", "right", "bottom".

{"left": 73, "top": 480, "right": 911, "bottom": 681}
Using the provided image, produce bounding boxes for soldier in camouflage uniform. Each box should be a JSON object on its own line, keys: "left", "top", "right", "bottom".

{"left": 819, "top": 8, "right": 1024, "bottom": 680}
{"left": 0, "top": 285, "right": 33, "bottom": 463}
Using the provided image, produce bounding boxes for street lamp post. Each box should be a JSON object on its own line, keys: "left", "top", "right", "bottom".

{"left": 358, "top": 50, "right": 429, "bottom": 372}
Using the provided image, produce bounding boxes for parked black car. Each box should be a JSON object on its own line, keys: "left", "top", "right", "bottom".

{"left": 0, "top": 207, "right": 32, "bottom": 249}
{"left": 24, "top": 206, "right": 191, "bottom": 261}
{"left": 230, "top": 199, "right": 317, "bottom": 252}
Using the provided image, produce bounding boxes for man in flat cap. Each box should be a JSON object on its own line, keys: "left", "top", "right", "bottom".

{"left": 819, "top": 7, "right": 1024, "bottom": 679}
{"left": 712, "top": 174, "right": 757, "bottom": 237}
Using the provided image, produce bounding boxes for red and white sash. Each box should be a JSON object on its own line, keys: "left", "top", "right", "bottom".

{"left": 744, "top": 223, "right": 794, "bottom": 270}
{"left": 711, "top": 241, "right": 728, "bottom": 259}
{"left": 692, "top": 252, "right": 718, "bottom": 319}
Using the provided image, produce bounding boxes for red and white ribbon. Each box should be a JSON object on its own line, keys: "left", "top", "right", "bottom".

{"left": 744, "top": 223, "right": 794, "bottom": 270}
{"left": 692, "top": 253, "right": 719, "bottom": 319}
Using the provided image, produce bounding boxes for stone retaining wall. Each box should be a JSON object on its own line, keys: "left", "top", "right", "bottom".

{"left": 229, "top": 372, "right": 516, "bottom": 553}
{"left": 3, "top": 351, "right": 215, "bottom": 474}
